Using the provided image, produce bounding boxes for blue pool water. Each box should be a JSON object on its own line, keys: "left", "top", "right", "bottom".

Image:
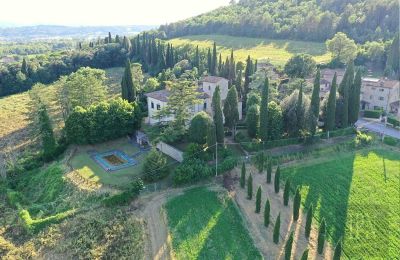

{"left": 92, "top": 150, "right": 137, "bottom": 172}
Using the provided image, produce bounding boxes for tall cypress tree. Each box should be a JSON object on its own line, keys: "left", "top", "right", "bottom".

{"left": 255, "top": 186, "right": 262, "bottom": 213}
{"left": 309, "top": 69, "right": 320, "bottom": 135}
{"left": 259, "top": 77, "right": 269, "bottom": 141}
{"left": 218, "top": 53, "right": 222, "bottom": 76}
{"left": 349, "top": 69, "right": 362, "bottom": 125}
{"left": 121, "top": 60, "right": 136, "bottom": 102}
{"left": 341, "top": 62, "right": 354, "bottom": 127}
{"left": 207, "top": 122, "right": 217, "bottom": 151}
{"left": 228, "top": 49, "right": 236, "bottom": 85}
{"left": 326, "top": 73, "right": 337, "bottom": 131}
{"left": 266, "top": 160, "right": 272, "bottom": 183}
{"left": 207, "top": 48, "right": 212, "bottom": 74}
{"left": 305, "top": 204, "right": 313, "bottom": 238}
{"left": 283, "top": 179, "right": 290, "bottom": 206}
{"left": 333, "top": 239, "right": 342, "bottom": 260}
{"left": 300, "top": 249, "right": 309, "bottom": 260}
{"left": 273, "top": 213, "right": 281, "bottom": 244}
{"left": 284, "top": 231, "right": 294, "bottom": 260}
{"left": 274, "top": 166, "right": 280, "bottom": 193}
{"left": 247, "top": 173, "right": 253, "bottom": 200}
{"left": 194, "top": 45, "right": 200, "bottom": 69}
{"left": 296, "top": 83, "right": 304, "bottom": 136}
{"left": 211, "top": 42, "right": 217, "bottom": 75}
{"left": 240, "top": 162, "right": 246, "bottom": 188}
{"left": 293, "top": 187, "right": 301, "bottom": 221}
{"left": 108, "top": 32, "right": 112, "bottom": 43}
{"left": 243, "top": 55, "right": 252, "bottom": 108}
{"left": 236, "top": 69, "right": 243, "bottom": 98}
{"left": 21, "top": 58, "right": 29, "bottom": 75}
{"left": 212, "top": 86, "right": 224, "bottom": 143}
{"left": 264, "top": 199, "right": 270, "bottom": 227}
{"left": 386, "top": 33, "right": 399, "bottom": 75}
{"left": 38, "top": 103, "right": 57, "bottom": 160}
{"left": 317, "top": 218, "right": 326, "bottom": 254}
{"left": 223, "top": 86, "right": 239, "bottom": 131}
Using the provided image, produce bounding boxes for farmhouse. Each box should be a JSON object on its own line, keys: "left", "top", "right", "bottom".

{"left": 318, "top": 68, "right": 345, "bottom": 99}
{"left": 146, "top": 76, "right": 242, "bottom": 125}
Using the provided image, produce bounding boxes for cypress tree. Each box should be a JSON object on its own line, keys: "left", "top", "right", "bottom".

{"left": 296, "top": 83, "right": 304, "bottom": 136}
{"left": 108, "top": 32, "right": 112, "bottom": 43}
{"left": 243, "top": 55, "right": 252, "bottom": 108}
{"left": 349, "top": 69, "right": 362, "bottom": 125}
{"left": 341, "top": 62, "right": 354, "bottom": 127}
{"left": 255, "top": 186, "right": 262, "bottom": 213}
{"left": 264, "top": 199, "right": 270, "bottom": 227}
{"left": 228, "top": 49, "right": 236, "bottom": 85}
{"left": 309, "top": 69, "right": 320, "bottom": 135}
{"left": 236, "top": 69, "right": 243, "bottom": 98}
{"left": 194, "top": 45, "right": 200, "bottom": 69}
{"left": 293, "top": 187, "right": 301, "bottom": 221}
{"left": 246, "top": 104, "right": 259, "bottom": 138}
{"left": 300, "top": 249, "right": 309, "bottom": 260}
{"left": 284, "top": 231, "right": 294, "bottom": 260}
{"left": 254, "top": 60, "right": 258, "bottom": 72}
{"left": 21, "top": 58, "right": 29, "bottom": 75}
{"left": 223, "top": 86, "right": 239, "bottom": 132}
{"left": 283, "top": 179, "right": 290, "bottom": 206}
{"left": 326, "top": 73, "right": 337, "bottom": 131}
{"left": 224, "top": 56, "right": 230, "bottom": 78}
{"left": 240, "top": 162, "right": 246, "bottom": 188}
{"left": 212, "top": 86, "right": 224, "bottom": 143}
{"left": 266, "top": 160, "right": 272, "bottom": 183}
{"left": 305, "top": 204, "right": 313, "bottom": 238}
{"left": 121, "top": 60, "right": 136, "bottom": 102}
{"left": 317, "top": 218, "right": 326, "bottom": 254}
{"left": 211, "top": 42, "right": 217, "bottom": 75}
{"left": 333, "top": 239, "right": 342, "bottom": 260}
{"left": 207, "top": 48, "right": 212, "bottom": 74}
{"left": 259, "top": 77, "right": 269, "bottom": 142}
{"left": 273, "top": 213, "right": 281, "bottom": 244}
{"left": 207, "top": 122, "right": 217, "bottom": 151}
{"left": 274, "top": 166, "right": 280, "bottom": 193}
{"left": 247, "top": 173, "right": 253, "bottom": 200}
{"left": 218, "top": 53, "right": 222, "bottom": 76}
{"left": 38, "top": 103, "right": 57, "bottom": 160}
{"left": 386, "top": 33, "right": 399, "bottom": 75}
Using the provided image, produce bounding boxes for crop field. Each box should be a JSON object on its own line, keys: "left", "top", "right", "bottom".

{"left": 165, "top": 187, "right": 262, "bottom": 259}
{"left": 168, "top": 34, "right": 331, "bottom": 66}
{"left": 280, "top": 148, "right": 400, "bottom": 259}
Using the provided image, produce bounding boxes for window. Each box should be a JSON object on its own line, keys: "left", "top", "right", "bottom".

{"left": 203, "top": 102, "right": 207, "bottom": 110}
{"left": 379, "top": 96, "right": 384, "bottom": 101}
{"left": 151, "top": 102, "right": 154, "bottom": 109}
{"left": 157, "top": 104, "right": 160, "bottom": 110}
{"left": 379, "top": 88, "right": 384, "bottom": 92}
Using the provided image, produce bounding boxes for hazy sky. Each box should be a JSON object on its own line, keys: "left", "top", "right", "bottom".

{"left": 2, "top": 0, "right": 230, "bottom": 26}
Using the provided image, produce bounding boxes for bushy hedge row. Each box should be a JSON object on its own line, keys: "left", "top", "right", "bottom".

{"left": 387, "top": 117, "right": 400, "bottom": 127}
{"left": 319, "top": 127, "right": 356, "bottom": 139}
{"left": 173, "top": 159, "right": 212, "bottom": 185}
{"left": 383, "top": 136, "right": 398, "bottom": 146}
{"left": 102, "top": 179, "right": 144, "bottom": 207}
{"left": 364, "top": 110, "right": 381, "bottom": 119}
{"left": 19, "top": 208, "right": 76, "bottom": 233}
{"left": 65, "top": 98, "right": 141, "bottom": 144}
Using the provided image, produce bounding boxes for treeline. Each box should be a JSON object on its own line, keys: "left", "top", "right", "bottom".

{"left": 159, "top": 0, "right": 399, "bottom": 43}
{"left": 0, "top": 40, "right": 74, "bottom": 56}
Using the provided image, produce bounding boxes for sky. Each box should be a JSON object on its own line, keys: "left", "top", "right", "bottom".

{"left": 1, "top": 0, "right": 230, "bottom": 26}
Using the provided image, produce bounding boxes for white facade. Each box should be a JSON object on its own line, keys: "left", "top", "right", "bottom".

{"left": 360, "top": 78, "right": 400, "bottom": 114}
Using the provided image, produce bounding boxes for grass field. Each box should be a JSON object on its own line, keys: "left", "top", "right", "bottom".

{"left": 165, "top": 187, "right": 261, "bottom": 259}
{"left": 280, "top": 148, "right": 400, "bottom": 259}
{"left": 168, "top": 34, "right": 331, "bottom": 66}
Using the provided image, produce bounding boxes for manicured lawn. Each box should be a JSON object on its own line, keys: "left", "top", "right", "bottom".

{"left": 165, "top": 187, "right": 261, "bottom": 259}
{"left": 168, "top": 34, "right": 331, "bottom": 66}
{"left": 70, "top": 138, "right": 148, "bottom": 188}
{"left": 280, "top": 148, "right": 400, "bottom": 259}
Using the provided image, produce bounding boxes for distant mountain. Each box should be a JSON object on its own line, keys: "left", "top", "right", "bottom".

{"left": 159, "top": 0, "right": 399, "bottom": 43}
{"left": 0, "top": 25, "right": 157, "bottom": 41}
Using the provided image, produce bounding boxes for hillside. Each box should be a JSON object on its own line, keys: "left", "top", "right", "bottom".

{"left": 160, "top": 0, "right": 399, "bottom": 43}
{"left": 168, "top": 34, "right": 331, "bottom": 66}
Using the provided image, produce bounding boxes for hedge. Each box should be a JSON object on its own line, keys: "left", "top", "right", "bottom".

{"left": 19, "top": 209, "right": 76, "bottom": 233}
{"left": 320, "top": 127, "right": 356, "bottom": 139}
{"left": 387, "top": 117, "right": 400, "bottom": 127}
{"left": 364, "top": 110, "right": 381, "bottom": 119}
{"left": 102, "top": 179, "right": 144, "bottom": 206}
{"left": 383, "top": 136, "right": 398, "bottom": 146}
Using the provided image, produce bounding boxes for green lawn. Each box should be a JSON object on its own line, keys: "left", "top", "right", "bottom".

{"left": 165, "top": 187, "right": 261, "bottom": 259}
{"left": 168, "top": 34, "right": 331, "bottom": 66}
{"left": 280, "top": 148, "right": 400, "bottom": 259}
{"left": 70, "top": 138, "right": 148, "bottom": 188}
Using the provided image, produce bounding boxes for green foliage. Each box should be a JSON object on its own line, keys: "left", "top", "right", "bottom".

{"left": 206, "top": 122, "right": 217, "bottom": 150}
{"left": 387, "top": 117, "right": 400, "bottom": 127}
{"left": 385, "top": 34, "right": 399, "bottom": 76}
{"left": 305, "top": 204, "right": 313, "bottom": 238}
{"left": 19, "top": 208, "right": 76, "bottom": 233}
{"left": 121, "top": 60, "right": 138, "bottom": 102}
{"left": 173, "top": 159, "right": 212, "bottom": 185}
{"left": 189, "top": 111, "right": 212, "bottom": 144}
{"left": 102, "top": 179, "right": 144, "bottom": 207}
{"left": 281, "top": 88, "right": 310, "bottom": 137}
{"left": 216, "top": 156, "right": 237, "bottom": 174}
{"left": 333, "top": 239, "right": 342, "bottom": 260}
{"left": 247, "top": 91, "right": 261, "bottom": 109}
{"left": 300, "top": 249, "right": 309, "bottom": 260}
{"left": 326, "top": 32, "right": 357, "bottom": 64}
{"left": 223, "top": 86, "right": 239, "bottom": 129}
{"left": 247, "top": 173, "right": 253, "bottom": 200}
{"left": 284, "top": 54, "right": 316, "bottom": 78}
{"left": 309, "top": 69, "right": 320, "bottom": 135}
{"left": 212, "top": 86, "right": 224, "bottom": 143}
{"left": 383, "top": 136, "right": 398, "bottom": 146}
{"left": 264, "top": 199, "right": 270, "bottom": 227}
{"left": 266, "top": 160, "right": 272, "bottom": 183}
{"left": 363, "top": 110, "right": 381, "bottom": 118}
{"left": 142, "top": 149, "right": 169, "bottom": 182}
{"left": 349, "top": 69, "right": 361, "bottom": 124}
{"left": 254, "top": 151, "right": 264, "bottom": 173}
{"left": 65, "top": 98, "right": 139, "bottom": 144}
{"left": 283, "top": 179, "right": 290, "bottom": 206}
{"left": 293, "top": 187, "right": 301, "bottom": 221}
{"left": 317, "top": 218, "right": 326, "bottom": 254}
{"left": 6, "top": 190, "right": 23, "bottom": 208}
{"left": 37, "top": 103, "right": 57, "bottom": 161}
{"left": 259, "top": 78, "right": 269, "bottom": 141}
{"left": 240, "top": 162, "right": 246, "bottom": 188}
{"left": 267, "top": 101, "right": 283, "bottom": 140}
{"left": 273, "top": 213, "right": 281, "bottom": 244}
{"left": 284, "top": 231, "right": 294, "bottom": 260}
{"left": 325, "top": 73, "right": 337, "bottom": 131}
{"left": 274, "top": 166, "right": 280, "bottom": 193}
{"left": 355, "top": 131, "right": 373, "bottom": 147}
{"left": 255, "top": 186, "right": 261, "bottom": 213}
{"left": 246, "top": 104, "right": 260, "bottom": 138}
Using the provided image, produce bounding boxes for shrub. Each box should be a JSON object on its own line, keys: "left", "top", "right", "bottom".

{"left": 274, "top": 166, "right": 280, "bottom": 193}
{"left": 183, "top": 143, "right": 210, "bottom": 162}
{"left": 273, "top": 213, "right": 281, "bottom": 244}
{"left": 142, "top": 149, "right": 169, "bottom": 182}
{"left": 364, "top": 110, "right": 381, "bottom": 118}
{"left": 254, "top": 151, "right": 264, "bottom": 173}
{"left": 103, "top": 179, "right": 144, "bottom": 206}
{"left": 19, "top": 208, "right": 76, "bottom": 233}
{"left": 240, "top": 162, "right": 246, "bottom": 188}
{"left": 266, "top": 160, "right": 272, "bottom": 183}
{"left": 216, "top": 156, "right": 237, "bottom": 174}
{"left": 173, "top": 159, "right": 212, "bottom": 185}
{"left": 305, "top": 205, "right": 313, "bottom": 238}
{"left": 255, "top": 186, "right": 262, "bottom": 213}
{"left": 387, "top": 117, "right": 400, "bottom": 127}
{"left": 283, "top": 179, "right": 290, "bottom": 206}
{"left": 293, "top": 187, "right": 301, "bottom": 221}
{"left": 284, "top": 231, "right": 294, "bottom": 260}
{"left": 247, "top": 174, "right": 253, "bottom": 200}
{"left": 333, "top": 239, "right": 342, "bottom": 260}
{"left": 188, "top": 111, "right": 212, "bottom": 144}
{"left": 6, "top": 190, "right": 23, "bottom": 208}
{"left": 355, "top": 131, "right": 373, "bottom": 147}
{"left": 317, "top": 218, "right": 326, "bottom": 254}
{"left": 383, "top": 136, "right": 398, "bottom": 146}
{"left": 300, "top": 249, "right": 309, "bottom": 260}
{"left": 264, "top": 199, "right": 270, "bottom": 227}
{"left": 246, "top": 104, "right": 260, "bottom": 138}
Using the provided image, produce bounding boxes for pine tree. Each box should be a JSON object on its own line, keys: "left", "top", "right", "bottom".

{"left": 305, "top": 204, "right": 313, "bottom": 238}
{"left": 333, "top": 239, "right": 342, "bottom": 260}
{"left": 260, "top": 77, "right": 269, "bottom": 141}
{"left": 317, "top": 218, "right": 326, "bottom": 254}
{"left": 293, "top": 187, "right": 301, "bottom": 221}
{"left": 283, "top": 179, "right": 290, "bottom": 206}
{"left": 207, "top": 122, "right": 217, "bottom": 151}
{"left": 121, "top": 60, "right": 136, "bottom": 102}
{"left": 309, "top": 69, "right": 320, "bottom": 135}
{"left": 212, "top": 86, "right": 224, "bottom": 143}
{"left": 274, "top": 166, "right": 280, "bottom": 193}
{"left": 349, "top": 69, "right": 361, "bottom": 125}
{"left": 38, "top": 103, "right": 57, "bottom": 160}
{"left": 284, "top": 231, "right": 294, "bottom": 260}
{"left": 223, "top": 86, "right": 239, "bottom": 132}
{"left": 264, "top": 199, "right": 270, "bottom": 227}
{"left": 21, "top": 58, "right": 29, "bottom": 75}
{"left": 266, "top": 160, "right": 272, "bottom": 183}
{"left": 273, "top": 213, "right": 281, "bottom": 244}
{"left": 326, "top": 73, "right": 337, "bottom": 131}
{"left": 247, "top": 173, "right": 253, "bottom": 200}
{"left": 255, "top": 186, "right": 262, "bottom": 213}
{"left": 211, "top": 42, "right": 217, "bottom": 75}
{"left": 300, "top": 249, "right": 309, "bottom": 260}
{"left": 240, "top": 162, "right": 246, "bottom": 188}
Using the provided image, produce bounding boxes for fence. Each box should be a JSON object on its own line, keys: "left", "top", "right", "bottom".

{"left": 156, "top": 141, "right": 184, "bottom": 162}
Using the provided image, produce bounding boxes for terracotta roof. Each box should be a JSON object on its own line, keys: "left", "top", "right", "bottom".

{"left": 383, "top": 80, "right": 400, "bottom": 89}
{"left": 145, "top": 88, "right": 210, "bottom": 102}
{"left": 201, "top": 76, "right": 228, "bottom": 84}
